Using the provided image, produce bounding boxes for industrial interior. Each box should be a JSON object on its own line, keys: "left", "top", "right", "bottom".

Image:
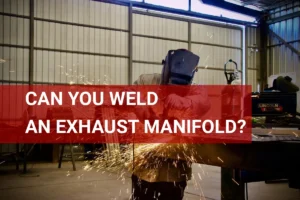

{"left": 0, "top": 0, "right": 300, "bottom": 199}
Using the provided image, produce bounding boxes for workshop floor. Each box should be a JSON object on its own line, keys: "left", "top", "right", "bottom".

{"left": 0, "top": 162, "right": 299, "bottom": 200}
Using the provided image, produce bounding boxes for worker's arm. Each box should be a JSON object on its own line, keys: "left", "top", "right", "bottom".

{"left": 132, "top": 74, "right": 158, "bottom": 121}
{"left": 164, "top": 86, "right": 211, "bottom": 118}
{"left": 186, "top": 86, "right": 211, "bottom": 117}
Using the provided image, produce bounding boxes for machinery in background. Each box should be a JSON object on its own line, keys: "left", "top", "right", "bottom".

{"left": 251, "top": 75, "right": 299, "bottom": 126}
{"left": 222, "top": 60, "right": 300, "bottom": 191}
{"left": 224, "top": 59, "right": 241, "bottom": 85}
{"left": 249, "top": 76, "right": 300, "bottom": 189}
{"left": 221, "top": 59, "right": 242, "bottom": 123}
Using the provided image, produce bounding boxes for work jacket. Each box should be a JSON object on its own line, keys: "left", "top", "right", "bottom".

{"left": 131, "top": 73, "right": 211, "bottom": 183}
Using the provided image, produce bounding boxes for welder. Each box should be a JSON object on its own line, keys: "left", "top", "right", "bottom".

{"left": 130, "top": 49, "right": 211, "bottom": 200}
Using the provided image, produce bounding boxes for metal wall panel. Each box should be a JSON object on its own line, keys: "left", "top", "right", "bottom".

{"left": 247, "top": 48, "right": 260, "bottom": 69}
{"left": 132, "top": 12, "right": 243, "bottom": 85}
{"left": 0, "top": 47, "right": 29, "bottom": 82}
{"left": 1, "top": 16, "right": 30, "bottom": 46}
{"left": 193, "top": 69, "right": 227, "bottom": 85}
{"left": 247, "top": 69, "right": 258, "bottom": 92}
{"left": 133, "top": 36, "right": 188, "bottom": 62}
{"left": 0, "top": 0, "right": 30, "bottom": 16}
{"left": 268, "top": 2, "right": 300, "bottom": 110}
{"left": 133, "top": 14, "right": 188, "bottom": 40}
{"left": 268, "top": 4, "right": 300, "bottom": 74}
{"left": 34, "top": 21, "right": 128, "bottom": 55}
{"left": 191, "top": 44, "right": 242, "bottom": 69}
{"left": 34, "top": 0, "right": 128, "bottom": 30}
{"left": 191, "top": 23, "right": 242, "bottom": 48}
{"left": 246, "top": 26, "right": 260, "bottom": 91}
{"left": 247, "top": 26, "right": 260, "bottom": 47}
{"left": 34, "top": 50, "right": 128, "bottom": 84}
{"left": 32, "top": 0, "right": 129, "bottom": 85}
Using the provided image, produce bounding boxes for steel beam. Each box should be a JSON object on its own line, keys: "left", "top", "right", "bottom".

{"left": 191, "top": 41, "right": 242, "bottom": 50}
{"left": 188, "top": 22, "right": 191, "bottom": 51}
{"left": 132, "top": 10, "right": 243, "bottom": 31}
{"left": 94, "top": 0, "right": 257, "bottom": 26}
{"left": 245, "top": 26, "right": 249, "bottom": 86}
{"left": 260, "top": 20, "right": 268, "bottom": 90}
{"left": 269, "top": 29, "right": 300, "bottom": 57}
{"left": 29, "top": 0, "right": 34, "bottom": 85}
{"left": 128, "top": 3, "right": 133, "bottom": 85}
{"left": 0, "top": 44, "right": 30, "bottom": 49}
{"left": 267, "top": 39, "right": 300, "bottom": 48}
{"left": 133, "top": 60, "right": 162, "bottom": 65}
{"left": 0, "top": 80, "right": 29, "bottom": 84}
{"left": 34, "top": 18, "right": 129, "bottom": 33}
{"left": 202, "top": 0, "right": 261, "bottom": 17}
{"left": 34, "top": 47, "right": 129, "bottom": 58}
{"left": 0, "top": 12, "right": 30, "bottom": 19}
{"left": 267, "top": 11, "right": 300, "bottom": 24}
{"left": 133, "top": 34, "right": 188, "bottom": 43}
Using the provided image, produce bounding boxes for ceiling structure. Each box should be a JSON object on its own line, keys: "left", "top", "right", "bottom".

{"left": 230, "top": 0, "right": 297, "bottom": 11}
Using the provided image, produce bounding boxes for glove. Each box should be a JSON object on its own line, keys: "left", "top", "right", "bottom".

{"left": 134, "top": 106, "right": 157, "bottom": 121}
{"left": 164, "top": 94, "right": 192, "bottom": 111}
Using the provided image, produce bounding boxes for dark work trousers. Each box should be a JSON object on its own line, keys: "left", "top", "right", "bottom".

{"left": 131, "top": 175, "right": 187, "bottom": 200}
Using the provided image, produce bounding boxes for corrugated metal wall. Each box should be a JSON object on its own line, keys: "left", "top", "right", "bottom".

{"left": 268, "top": 1, "right": 300, "bottom": 110}
{"left": 246, "top": 26, "right": 260, "bottom": 92}
{"left": 0, "top": 0, "right": 31, "bottom": 153}
{"left": 33, "top": 0, "right": 129, "bottom": 85}
{"left": 132, "top": 13, "right": 188, "bottom": 82}
{"left": 132, "top": 12, "right": 243, "bottom": 85}
{"left": 0, "top": 0, "right": 245, "bottom": 153}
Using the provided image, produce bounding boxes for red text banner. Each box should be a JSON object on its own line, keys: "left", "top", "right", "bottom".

{"left": 0, "top": 85, "right": 252, "bottom": 143}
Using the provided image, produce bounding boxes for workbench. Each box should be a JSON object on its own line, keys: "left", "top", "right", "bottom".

{"left": 188, "top": 128, "right": 300, "bottom": 200}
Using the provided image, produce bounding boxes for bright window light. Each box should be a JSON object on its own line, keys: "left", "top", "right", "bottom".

{"left": 192, "top": 0, "right": 257, "bottom": 23}
{"left": 244, "top": 5, "right": 262, "bottom": 11}
{"left": 145, "top": 0, "right": 189, "bottom": 10}
{"left": 225, "top": 0, "right": 243, "bottom": 6}
{"left": 225, "top": 0, "right": 262, "bottom": 11}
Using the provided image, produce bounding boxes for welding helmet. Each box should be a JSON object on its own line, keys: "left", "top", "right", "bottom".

{"left": 160, "top": 49, "right": 200, "bottom": 85}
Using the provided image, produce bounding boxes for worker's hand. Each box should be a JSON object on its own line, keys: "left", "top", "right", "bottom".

{"left": 134, "top": 106, "right": 156, "bottom": 121}
{"left": 164, "top": 94, "right": 192, "bottom": 111}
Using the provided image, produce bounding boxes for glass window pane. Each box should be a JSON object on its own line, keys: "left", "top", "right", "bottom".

{"left": 145, "top": 0, "right": 189, "bottom": 11}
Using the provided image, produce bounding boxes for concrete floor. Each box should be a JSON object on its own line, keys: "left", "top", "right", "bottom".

{"left": 0, "top": 162, "right": 299, "bottom": 200}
